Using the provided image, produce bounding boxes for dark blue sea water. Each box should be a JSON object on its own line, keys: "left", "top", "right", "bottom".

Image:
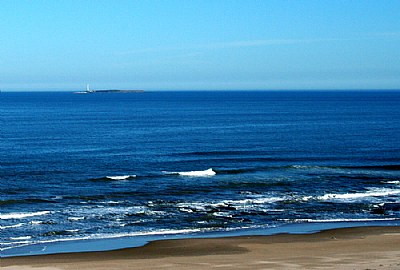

{"left": 1, "top": 90, "right": 400, "bottom": 256}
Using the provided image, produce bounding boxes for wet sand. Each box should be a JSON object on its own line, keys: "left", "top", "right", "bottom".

{"left": 2, "top": 226, "right": 400, "bottom": 269}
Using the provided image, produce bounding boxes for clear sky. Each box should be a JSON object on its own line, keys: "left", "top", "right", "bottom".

{"left": 1, "top": 0, "right": 399, "bottom": 91}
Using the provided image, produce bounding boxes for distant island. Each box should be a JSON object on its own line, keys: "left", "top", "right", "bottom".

{"left": 74, "top": 85, "right": 144, "bottom": 94}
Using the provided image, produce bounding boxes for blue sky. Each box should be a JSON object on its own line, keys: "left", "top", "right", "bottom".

{"left": 1, "top": 0, "right": 399, "bottom": 91}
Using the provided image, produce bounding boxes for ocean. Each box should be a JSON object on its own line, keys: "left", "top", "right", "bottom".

{"left": 1, "top": 90, "right": 400, "bottom": 257}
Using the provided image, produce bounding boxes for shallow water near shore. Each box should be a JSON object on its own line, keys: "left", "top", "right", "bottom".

{"left": 3, "top": 221, "right": 400, "bottom": 257}
{"left": 1, "top": 90, "right": 400, "bottom": 256}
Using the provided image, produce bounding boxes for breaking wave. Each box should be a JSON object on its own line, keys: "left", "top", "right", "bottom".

{"left": 318, "top": 188, "right": 400, "bottom": 201}
{"left": 0, "top": 211, "right": 51, "bottom": 220}
{"left": 106, "top": 175, "right": 136, "bottom": 180}
{"left": 163, "top": 168, "right": 216, "bottom": 177}
{"left": 90, "top": 175, "right": 137, "bottom": 181}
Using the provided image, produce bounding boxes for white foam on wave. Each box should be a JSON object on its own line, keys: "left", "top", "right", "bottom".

{"left": 0, "top": 211, "right": 51, "bottom": 220}
{"left": 213, "top": 212, "right": 233, "bottom": 218}
{"left": 206, "top": 197, "right": 285, "bottom": 211}
{"left": 176, "top": 196, "right": 286, "bottom": 214}
{"left": 290, "top": 165, "right": 329, "bottom": 170}
{"left": 386, "top": 181, "right": 400, "bottom": 184}
{"left": 68, "top": 217, "right": 85, "bottom": 221}
{"left": 106, "top": 175, "right": 136, "bottom": 180}
{"left": 30, "top": 221, "right": 44, "bottom": 225}
{"left": 66, "top": 205, "right": 166, "bottom": 220}
{"left": 291, "top": 165, "right": 310, "bottom": 169}
{"left": 176, "top": 168, "right": 216, "bottom": 177}
{"left": 176, "top": 202, "right": 207, "bottom": 212}
{"left": 0, "top": 228, "right": 203, "bottom": 252}
{"left": 0, "top": 223, "right": 25, "bottom": 230}
{"left": 288, "top": 217, "right": 400, "bottom": 223}
{"left": 228, "top": 196, "right": 284, "bottom": 205}
{"left": 1, "top": 240, "right": 32, "bottom": 248}
{"left": 179, "top": 208, "right": 194, "bottom": 213}
{"left": 318, "top": 188, "right": 400, "bottom": 201}
{"left": 98, "top": 201, "right": 122, "bottom": 204}
{"left": 10, "top": 236, "right": 32, "bottom": 240}
{"left": 65, "top": 229, "right": 80, "bottom": 233}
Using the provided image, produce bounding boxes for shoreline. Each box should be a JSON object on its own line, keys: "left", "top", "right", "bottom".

{"left": 2, "top": 226, "right": 400, "bottom": 269}
{"left": 3, "top": 220, "right": 400, "bottom": 258}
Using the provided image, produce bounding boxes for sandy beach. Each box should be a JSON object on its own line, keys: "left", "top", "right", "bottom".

{"left": 2, "top": 226, "right": 400, "bottom": 270}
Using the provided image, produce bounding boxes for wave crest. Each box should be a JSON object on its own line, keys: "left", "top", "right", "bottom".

{"left": 165, "top": 168, "right": 216, "bottom": 177}
{"left": 0, "top": 211, "right": 51, "bottom": 220}
{"left": 106, "top": 175, "right": 136, "bottom": 180}
{"left": 318, "top": 188, "right": 400, "bottom": 201}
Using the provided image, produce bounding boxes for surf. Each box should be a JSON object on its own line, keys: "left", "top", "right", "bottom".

{"left": 106, "top": 175, "right": 136, "bottom": 180}
{"left": 163, "top": 168, "right": 216, "bottom": 177}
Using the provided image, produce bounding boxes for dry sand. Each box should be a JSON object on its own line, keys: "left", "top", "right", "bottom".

{"left": 2, "top": 226, "right": 400, "bottom": 270}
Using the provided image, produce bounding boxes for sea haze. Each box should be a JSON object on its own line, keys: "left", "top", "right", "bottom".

{"left": 1, "top": 90, "right": 400, "bottom": 256}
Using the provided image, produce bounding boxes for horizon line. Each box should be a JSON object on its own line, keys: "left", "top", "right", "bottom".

{"left": 2, "top": 89, "right": 400, "bottom": 93}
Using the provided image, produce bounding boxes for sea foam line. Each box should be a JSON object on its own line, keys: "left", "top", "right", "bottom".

{"left": 287, "top": 218, "right": 400, "bottom": 223}
{"left": 0, "top": 223, "right": 25, "bottom": 229}
{"left": 0, "top": 211, "right": 51, "bottom": 220}
{"left": 318, "top": 188, "right": 400, "bottom": 201}
{"left": 0, "top": 228, "right": 203, "bottom": 252}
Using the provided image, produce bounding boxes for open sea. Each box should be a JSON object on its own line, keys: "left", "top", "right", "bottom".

{"left": 1, "top": 90, "right": 400, "bottom": 257}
